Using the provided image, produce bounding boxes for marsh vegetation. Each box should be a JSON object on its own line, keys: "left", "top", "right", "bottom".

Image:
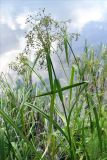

{"left": 0, "top": 10, "right": 107, "bottom": 160}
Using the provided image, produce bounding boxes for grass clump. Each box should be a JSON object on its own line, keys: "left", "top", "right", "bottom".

{"left": 0, "top": 10, "right": 107, "bottom": 160}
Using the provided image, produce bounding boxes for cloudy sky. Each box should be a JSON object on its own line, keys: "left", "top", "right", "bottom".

{"left": 0, "top": 0, "right": 107, "bottom": 73}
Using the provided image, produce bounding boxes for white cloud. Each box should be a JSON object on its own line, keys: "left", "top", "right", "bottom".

{"left": 71, "top": 2, "right": 107, "bottom": 31}
{"left": 0, "top": 13, "right": 28, "bottom": 30}
{"left": 18, "top": 36, "right": 26, "bottom": 50}
{"left": 16, "top": 10, "right": 33, "bottom": 30}
{"left": 16, "top": 14, "right": 27, "bottom": 30}
{"left": 0, "top": 15, "right": 16, "bottom": 30}
{"left": 72, "top": 8, "right": 103, "bottom": 31}
{"left": 0, "top": 11, "right": 31, "bottom": 30}
{"left": 0, "top": 36, "right": 26, "bottom": 73}
{"left": 1, "top": 1, "right": 107, "bottom": 77}
{"left": 0, "top": 49, "right": 19, "bottom": 73}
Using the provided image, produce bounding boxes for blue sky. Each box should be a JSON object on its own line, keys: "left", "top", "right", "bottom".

{"left": 0, "top": 0, "right": 107, "bottom": 73}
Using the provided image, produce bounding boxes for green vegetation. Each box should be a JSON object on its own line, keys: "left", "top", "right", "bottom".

{"left": 0, "top": 10, "right": 107, "bottom": 160}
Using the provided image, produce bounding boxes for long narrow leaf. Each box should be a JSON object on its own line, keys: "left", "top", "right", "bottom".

{"left": 0, "top": 109, "right": 35, "bottom": 152}
{"left": 25, "top": 102, "right": 69, "bottom": 141}
{"left": 36, "top": 81, "right": 88, "bottom": 97}
{"left": 69, "top": 66, "right": 75, "bottom": 106}
{"left": 64, "top": 31, "right": 69, "bottom": 65}
{"left": 46, "top": 54, "right": 54, "bottom": 91}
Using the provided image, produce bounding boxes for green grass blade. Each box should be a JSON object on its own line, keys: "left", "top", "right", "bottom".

{"left": 36, "top": 81, "right": 88, "bottom": 97}
{"left": 93, "top": 106, "right": 102, "bottom": 153}
{"left": 25, "top": 63, "right": 49, "bottom": 92}
{"left": 67, "top": 83, "right": 88, "bottom": 125}
{"left": 0, "top": 128, "right": 6, "bottom": 160}
{"left": 54, "top": 78, "right": 63, "bottom": 103}
{"left": 90, "top": 97, "right": 102, "bottom": 153}
{"left": 25, "top": 102, "right": 68, "bottom": 141}
{"left": 0, "top": 109, "right": 35, "bottom": 152}
{"left": 69, "top": 66, "right": 75, "bottom": 106}
{"left": 46, "top": 54, "right": 54, "bottom": 91}
{"left": 82, "top": 121, "right": 90, "bottom": 160}
{"left": 64, "top": 32, "right": 69, "bottom": 65}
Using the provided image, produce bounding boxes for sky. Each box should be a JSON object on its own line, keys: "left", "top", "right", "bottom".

{"left": 0, "top": 0, "right": 107, "bottom": 74}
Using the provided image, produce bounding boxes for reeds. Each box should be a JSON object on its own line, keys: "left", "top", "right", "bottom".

{"left": 0, "top": 10, "right": 107, "bottom": 160}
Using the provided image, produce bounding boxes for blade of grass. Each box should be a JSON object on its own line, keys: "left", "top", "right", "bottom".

{"left": 69, "top": 66, "right": 75, "bottom": 107}
{"left": 46, "top": 54, "right": 54, "bottom": 91}
{"left": 82, "top": 121, "right": 90, "bottom": 160}
{"left": 90, "top": 97, "right": 102, "bottom": 153}
{"left": 25, "top": 63, "right": 49, "bottom": 92}
{"left": 36, "top": 81, "right": 88, "bottom": 97}
{"left": 24, "top": 102, "right": 68, "bottom": 141}
{"left": 64, "top": 31, "right": 69, "bottom": 66}
{"left": 67, "top": 41, "right": 81, "bottom": 76}
{"left": 51, "top": 45, "right": 69, "bottom": 81}
{"left": 0, "top": 109, "right": 35, "bottom": 152}
{"left": 68, "top": 83, "right": 88, "bottom": 125}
